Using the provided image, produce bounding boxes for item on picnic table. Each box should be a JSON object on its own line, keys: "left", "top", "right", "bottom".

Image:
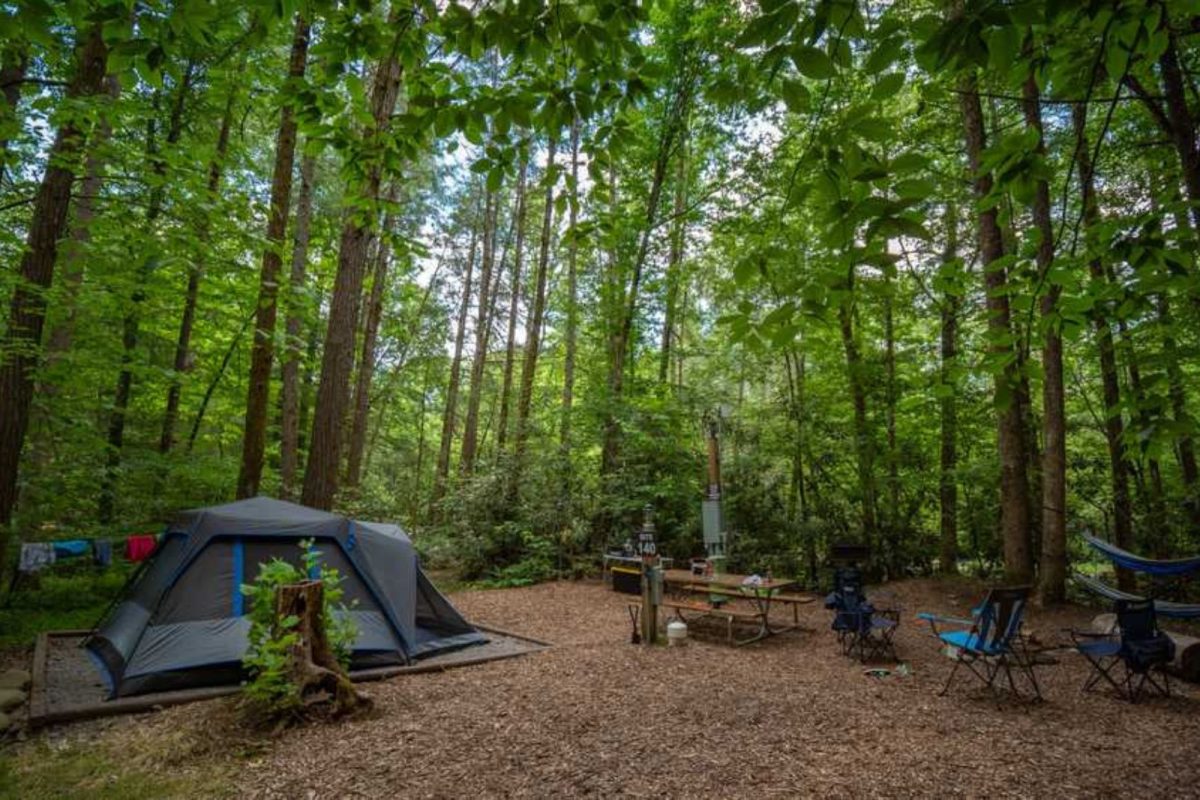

{"left": 124, "top": 534, "right": 157, "bottom": 562}
{"left": 741, "top": 574, "right": 763, "bottom": 587}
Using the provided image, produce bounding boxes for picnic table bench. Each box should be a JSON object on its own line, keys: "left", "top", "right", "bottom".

{"left": 667, "top": 582, "right": 817, "bottom": 624}
{"left": 660, "top": 570, "right": 805, "bottom": 646}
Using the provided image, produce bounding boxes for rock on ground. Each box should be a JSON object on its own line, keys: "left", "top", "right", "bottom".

{"left": 0, "top": 688, "right": 25, "bottom": 713}
{"left": 0, "top": 668, "right": 31, "bottom": 691}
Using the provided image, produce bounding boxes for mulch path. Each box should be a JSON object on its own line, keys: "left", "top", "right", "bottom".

{"left": 18, "top": 578, "right": 1200, "bottom": 797}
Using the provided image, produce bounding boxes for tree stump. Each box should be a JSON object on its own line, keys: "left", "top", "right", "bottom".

{"left": 275, "top": 580, "right": 369, "bottom": 717}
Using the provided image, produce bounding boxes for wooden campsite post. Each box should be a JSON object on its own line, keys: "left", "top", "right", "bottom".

{"left": 639, "top": 504, "right": 660, "bottom": 645}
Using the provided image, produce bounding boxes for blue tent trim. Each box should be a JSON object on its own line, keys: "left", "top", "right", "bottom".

{"left": 1073, "top": 572, "right": 1200, "bottom": 619}
{"left": 1083, "top": 532, "right": 1200, "bottom": 576}
{"left": 232, "top": 539, "right": 245, "bottom": 616}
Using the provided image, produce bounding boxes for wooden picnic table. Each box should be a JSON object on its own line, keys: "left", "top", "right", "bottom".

{"left": 660, "top": 569, "right": 805, "bottom": 645}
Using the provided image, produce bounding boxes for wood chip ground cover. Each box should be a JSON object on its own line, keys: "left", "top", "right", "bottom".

{"left": 6, "top": 577, "right": 1200, "bottom": 798}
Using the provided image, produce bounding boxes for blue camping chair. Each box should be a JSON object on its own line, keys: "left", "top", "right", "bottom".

{"left": 1069, "top": 598, "right": 1174, "bottom": 703}
{"left": 825, "top": 568, "right": 898, "bottom": 662}
{"left": 918, "top": 586, "right": 1040, "bottom": 700}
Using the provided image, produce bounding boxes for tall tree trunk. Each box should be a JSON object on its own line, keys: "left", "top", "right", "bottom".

{"left": 496, "top": 158, "right": 528, "bottom": 454}
{"left": 280, "top": 153, "right": 317, "bottom": 500}
{"left": 558, "top": 119, "right": 581, "bottom": 516}
{"left": 960, "top": 73, "right": 1032, "bottom": 583}
{"left": 187, "top": 309, "right": 255, "bottom": 453}
{"left": 784, "top": 348, "right": 813, "bottom": 581}
{"left": 301, "top": 26, "right": 404, "bottom": 511}
{"left": 1122, "top": 31, "right": 1200, "bottom": 525}
{"left": 1023, "top": 68, "right": 1067, "bottom": 604}
{"left": 99, "top": 64, "right": 193, "bottom": 523}
{"left": 459, "top": 183, "right": 501, "bottom": 475}
{"left": 237, "top": 17, "right": 310, "bottom": 499}
{"left": 42, "top": 73, "right": 119, "bottom": 366}
{"left": 1153, "top": 28, "right": 1200, "bottom": 233}
{"left": 883, "top": 267, "right": 899, "bottom": 574}
{"left": 659, "top": 135, "right": 687, "bottom": 384}
{"left": 1075, "top": 104, "right": 1136, "bottom": 590}
{"left": 412, "top": 358, "right": 433, "bottom": 519}
{"left": 511, "top": 137, "right": 559, "bottom": 498}
{"left": 298, "top": 326, "right": 319, "bottom": 456}
{"left": 838, "top": 264, "right": 878, "bottom": 553}
{"left": 363, "top": 260, "right": 445, "bottom": 474}
{"left": 160, "top": 76, "right": 239, "bottom": 453}
{"left": 431, "top": 221, "right": 479, "bottom": 508}
{"left": 601, "top": 118, "right": 677, "bottom": 478}
{"left": 0, "top": 43, "right": 28, "bottom": 187}
{"left": 1116, "top": 309, "right": 1169, "bottom": 547}
{"left": 939, "top": 202, "right": 960, "bottom": 575}
{"left": 1157, "top": 295, "right": 1200, "bottom": 531}
{"left": 344, "top": 215, "right": 393, "bottom": 489}
{"left": 0, "top": 22, "right": 108, "bottom": 537}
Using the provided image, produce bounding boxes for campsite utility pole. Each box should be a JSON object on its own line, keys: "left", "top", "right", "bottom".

{"left": 702, "top": 409, "right": 727, "bottom": 561}
{"left": 639, "top": 504, "right": 660, "bottom": 645}
{"left": 706, "top": 414, "right": 721, "bottom": 500}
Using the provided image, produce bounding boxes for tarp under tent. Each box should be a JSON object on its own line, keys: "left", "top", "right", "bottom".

{"left": 85, "top": 497, "right": 486, "bottom": 698}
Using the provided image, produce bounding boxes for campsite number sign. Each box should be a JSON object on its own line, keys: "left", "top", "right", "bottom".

{"left": 638, "top": 530, "right": 657, "bottom": 559}
{"left": 638, "top": 504, "right": 657, "bottom": 562}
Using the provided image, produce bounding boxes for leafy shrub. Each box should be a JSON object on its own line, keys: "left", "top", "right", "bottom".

{"left": 479, "top": 526, "right": 557, "bottom": 587}
{"left": 239, "top": 540, "right": 357, "bottom": 717}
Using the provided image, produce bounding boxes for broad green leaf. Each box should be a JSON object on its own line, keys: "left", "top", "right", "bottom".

{"left": 893, "top": 178, "right": 934, "bottom": 200}
{"left": 790, "top": 44, "right": 834, "bottom": 80}
{"left": 781, "top": 79, "right": 809, "bottom": 113}
{"left": 871, "top": 72, "right": 904, "bottom": 101}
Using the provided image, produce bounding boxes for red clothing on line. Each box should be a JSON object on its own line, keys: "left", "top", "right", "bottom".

{"left": 125, "top": 534, "right": 158, "bottom": 562}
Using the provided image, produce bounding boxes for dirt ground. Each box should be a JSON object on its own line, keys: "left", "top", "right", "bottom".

{"left": 11, "top": 577, "right": 1200, "bottom": 798}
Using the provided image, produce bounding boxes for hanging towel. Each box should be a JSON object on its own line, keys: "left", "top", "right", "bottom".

{"left": 92, "top": 539, "right": 113, "bottom": 567}
{"left": 125, "top": 535, "right": 157, "bottom": 562}
{"left": 18, "top": 542, "right": 56, "bottom": 573}
{"left": 52, "top": 539, "right": 91, "bottom": 559}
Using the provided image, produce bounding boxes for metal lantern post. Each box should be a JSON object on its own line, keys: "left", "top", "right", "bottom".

{"left": 639, "top": 504, "right": 661, "bottom": 645}
{"left": 702, "top": 409, "right": 728, "bottom": 565}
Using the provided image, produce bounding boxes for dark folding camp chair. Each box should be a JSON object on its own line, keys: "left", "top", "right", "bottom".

{"left": 826, "top": 569, "right": 898, "bottom": 662}
{"left": 1069, "top": 598, "right": 1175, "bottom": 703}
{"left": 918, "top": 586, "right": 1040, "bottom": 700}
{"left": 825, "top": 566, "right": 863, "bottom": 646}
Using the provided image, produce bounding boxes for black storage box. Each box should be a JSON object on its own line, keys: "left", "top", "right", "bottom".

{"left": 611, "top": 566, "right": 642, "bottom": 595}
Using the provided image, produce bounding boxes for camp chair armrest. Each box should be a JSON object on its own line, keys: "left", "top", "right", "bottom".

{"left": 916, "top": 612, "right": 974, "bottom": 626}
{"left": 916, "top": 612, "right": 975, "bottom": 637}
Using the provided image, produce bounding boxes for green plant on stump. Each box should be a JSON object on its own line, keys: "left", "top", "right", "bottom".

{"left": 240, "top": 539, "right": 367, "bottom": 725}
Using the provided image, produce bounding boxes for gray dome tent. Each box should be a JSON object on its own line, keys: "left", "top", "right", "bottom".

{"left": 86, "top": 497, "right": 485, "bottom": 698}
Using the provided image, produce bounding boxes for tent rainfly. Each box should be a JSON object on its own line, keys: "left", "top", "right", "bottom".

{"left": 85, "top": 497, "right": 485, "bottom": 698}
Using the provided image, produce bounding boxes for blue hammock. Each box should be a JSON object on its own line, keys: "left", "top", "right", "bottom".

{"left": 1082, "top": 532, "right": 1200, "bottom": 577}
{"left": 1073, "top": 572, "right": 1200, "bottom": 620}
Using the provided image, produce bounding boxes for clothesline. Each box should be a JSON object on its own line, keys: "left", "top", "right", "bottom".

{"left": 14, "top": 533, "right": 160, "bottom": 575}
